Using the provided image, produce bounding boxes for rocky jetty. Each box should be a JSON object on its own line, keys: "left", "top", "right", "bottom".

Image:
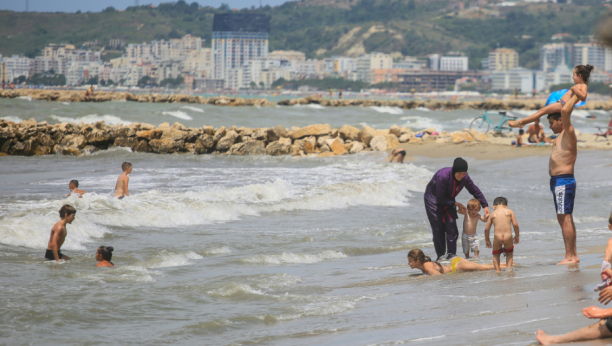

{"left": 2, "top": 89, "right": 612, "bottom": 110}
{"left": 0, "top": 118, "right": 489, "bottom": 157}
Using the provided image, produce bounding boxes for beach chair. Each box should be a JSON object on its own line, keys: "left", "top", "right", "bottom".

{"left": 595, "top": 117, "right": 612, "bottom": 141}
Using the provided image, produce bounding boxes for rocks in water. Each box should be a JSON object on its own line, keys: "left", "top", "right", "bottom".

{"left": 290, "top": 124, "right": 332, "bottom": 140}
{"left": 148, "top": 139, "right": 184, "bottom": 153}
{"left": 216, "top": 130, "right": 238, "bottom": 152}
{"left": 339, "top": 125, "right": 360, "bottom": 142}
{"left": 360, "top": 126, "right": 387, "bottom": 147}
{"left": 266, "top": 141, "right": 290, "bottom": 156}
{"left": 370, "top": 134, "right": 400, "bottom": 151}
{"left": 194, "top": 134, "right": 216, "bottom": 154}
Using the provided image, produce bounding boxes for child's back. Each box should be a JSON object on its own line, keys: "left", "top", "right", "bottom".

{"left": 485, "top": 197, "right": 520, "bottom": 271}
{"left": 114, "top": 162, "right": 132, "bottom": 199}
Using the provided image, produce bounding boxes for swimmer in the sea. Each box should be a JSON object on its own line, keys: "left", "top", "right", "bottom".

{"left": 114, "top": 162, "right": 132, "bottom": 199}
{"left": 45, "top": 205, "right": 76, "bottom": 262}
{"left": 407, "top": 248, "right": 505, "bottom": 275}
{"left": 390, "top": 148, "right": 406, "bottom": 163}
{"left": 67, "top": 180, "right": 85, "bottom": 198}
{"left": 96, "top": 246, "right": 114, "bottom": 267}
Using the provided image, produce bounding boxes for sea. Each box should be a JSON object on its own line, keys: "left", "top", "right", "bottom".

{"left": 1, "top": 97, "right": 612, "bottom": 345}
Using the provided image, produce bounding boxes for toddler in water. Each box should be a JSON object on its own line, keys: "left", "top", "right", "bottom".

{"left": 458, "top": 198, "right": 487, "bottom": 259}
{"left": 485, "top": 197, "right": 520, "bottom": 272}
{"left": 96, "top": 246, "right": 114, "bottom": 267}
{"left": 509, "top": 65, "right": 591, "bottom": 129}
{"left": 114, "top": 162, "right": 132, "bottom": 199}
{"left": 67, "top": 180, "right": 85, "bottom": 198}
{"left": 595, "top": 212, "right": 612, "bottom": 291}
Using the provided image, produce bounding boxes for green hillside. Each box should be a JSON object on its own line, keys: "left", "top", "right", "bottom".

{"left": 0, "top": 0, "right": 609, "bottom": 69}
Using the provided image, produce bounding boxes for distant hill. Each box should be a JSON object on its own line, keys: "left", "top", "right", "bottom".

{"left": 0, "top": 0, "right": 608, "bottom": 69}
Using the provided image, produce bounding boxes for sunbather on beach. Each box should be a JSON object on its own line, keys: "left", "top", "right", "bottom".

{"left": 407, "top": 248, "right": 505, "bottom": 275}
{"left": 509, "top": 65, "right": 591, "bottom": 128}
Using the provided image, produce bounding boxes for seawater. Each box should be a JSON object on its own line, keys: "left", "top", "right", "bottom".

{"left": 1, "top": 98, "right": 612, "bottom": 345}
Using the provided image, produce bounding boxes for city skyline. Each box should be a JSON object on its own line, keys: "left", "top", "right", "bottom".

{"left": 0, "top": 0, "right": 292, "bottom": 13}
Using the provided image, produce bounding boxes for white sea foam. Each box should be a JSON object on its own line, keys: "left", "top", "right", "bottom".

{"left": 50, "top": 114, "right": 132, "bottom": 125}
{"left": 79, "top": 265, "right": 159, "bottom": 283}
{"left": 399, "top": 115, "right": 442, "bottom": 130}
{"left": 61, "top": 102, "right": 70, "bottom": 105}
{"left": 370, "top": 106, "right": 403, "bottom": 115}
{"left": 1, "top": 116, "right": 24, "bottom": 123}
{"left": 414, "top": 106, "right": 431, "bottom": 112}
{"left": 162, "top": 110, "right": 193, "bottom": 120}
{"left": 148, "top": 251, "right": 204, "bottom": 268}
{"left": 17, "top": 96, "right": 32, "bottom": 101}
{"left": 207, "top": 283, "right": 265, "bottom": 298}
{"left": 203, "top": 246, "right": 232, "bottom": 255}
{"left": 181, "top": 106, "right": 205, "bottom": 113}
{"left": 239, "top": 250, "right": 347, "bottom": 265}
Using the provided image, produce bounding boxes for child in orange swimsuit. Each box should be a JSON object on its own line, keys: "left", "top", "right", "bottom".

{"left": 485, "top": 197, "right": 520, "bottom": 272}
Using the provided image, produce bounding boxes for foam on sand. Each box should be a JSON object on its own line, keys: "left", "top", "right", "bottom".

{"left": 162, "top": 110, "right": 193, "bottom": 120}
{"left": 50, "top": 114, "right": 132, "bottom": 125}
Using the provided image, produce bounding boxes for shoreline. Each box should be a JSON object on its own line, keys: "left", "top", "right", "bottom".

{"left": 3, "top": 89, "right": 612, "bottom": 110}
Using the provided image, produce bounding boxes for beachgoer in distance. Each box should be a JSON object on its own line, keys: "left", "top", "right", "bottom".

{"left": 114, "top": 162, "right": 132, "bottom": 199}
{"left": 515, "top": 129, "right": 524, "bottom": 147}
{"left": 458, "top": 198, "right": 487, "bottom": 259}
{"left": 96, "top": 246, "right": 114, "bottom": 267}
{"left": 549, "top": 95, "right": 579, "bottom": 264}
{"left": 67, "top": 180, "right": 85, "bottom": 198}
{"left": 485, "top": 197, "right": 519, "bottom": 272}
{"left": 595, "top": 212, "right": 612, "bottom": 291}
{"left": 509, "top": 65, "right": 591, "bottom": 128}
{"left": 339, "top": 88, "right": 343, "bottom": 99}
{"left": 424, "top": 157, "right": 489, "bottom": 261}
{"left": 45, "top": 205, "right": 76, "bottom": 262}
{"left": 407, "top": 248, "right": 505, "bottom": 275}
{"left": 526, "top": 119, "right": 546, "bottom": 144}
{"left": 389, "top": 148, "right": 406, "bottom": 163}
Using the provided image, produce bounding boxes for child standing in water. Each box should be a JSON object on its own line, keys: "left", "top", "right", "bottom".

{"left": 458, "top": 199, "right": 487, "bottom": 259}
{"left": 96, "top": 246, "right": 115, "bottom": 267}
{"left": 45, "top": 205, "right": 76, "bottom": 262}
{"left": 595, "top": 212, "right": 612, "bottom": 291}
{"left": 67, "top": 180, "right": 85, "bottom": 198}
{"left": 114, "top": 162, "right": 132, "bottom": 199}
{"left": 509, "top": 65, "right": 592, "bottom": 128}
{"left": 485, "top": 197, "right": 520, "bottom": 272}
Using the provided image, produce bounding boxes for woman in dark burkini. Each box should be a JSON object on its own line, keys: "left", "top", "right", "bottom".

{"left": 424, "top": 157, "right": 490, "bottom": 261}
{"left": 408, "top": 249, "right": 504, "bottom": 275}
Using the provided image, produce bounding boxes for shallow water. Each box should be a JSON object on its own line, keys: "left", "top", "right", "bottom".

{"left": 1, "top": 99, "right": 612, "bottom": 345}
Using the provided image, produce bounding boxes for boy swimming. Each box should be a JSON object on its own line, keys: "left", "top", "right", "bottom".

{"left": 485, "top": 197, "right": 520, "bottom": 272}
{"left": 67, "top": 180, "right": 85, "bottom": 198}
{"left": 595, "top": 212, "right": 612, "bottom": 291}
{"left": 45, "top": 204, "right": 76, "bottom": 262}
{"left": 114, "top": 162, "right": 132, "bottom": 199}
{"left": 458, "top": 198, "right": 487, "bottom": 259}
{"left": 509, "top": 65, "right": 592, "bottom": 128}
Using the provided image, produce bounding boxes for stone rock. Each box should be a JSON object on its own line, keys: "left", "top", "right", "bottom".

{"left": 328, "top": 138, "right": 348, "bottom": 155}
{"left": 213, "top": 126, "right": 227, "bottom": 142}
{"left": 114, "top": 137, "right": 139, "bottom": 150}
{"left": 266, "top": 141, "right": 289, "bottom": 156}
{"left": 320, "top": 143, "right": 330, "bottom": 152}
{"left": 370, "top": 134, "right": 400, "bottom": 151}
{"left": 331, "top": 129, "right": 339, "bottom": 138}
{"left": 202, "top": 126, "right": 215, "bottom": 135}
{"left": 422, "top": 127, "right": 436, "bottom": 134}
{"left": 20, "top": 118, "right": 37, "bottom": 129}
{"left": 159, "top": 122, "right": 170, "bottom": 129}
{"left": 400, "top": 126, "right": 413, "bottom": 135}
{"left": 161, "top": 127, "right": 188, "bottom": 141}
{"left": 278, "top": 137, "right": 292, "bottom": 146}
{"left": 241, "top": 128, "right": 254, "bottom": 136}
{"left": 273, "top": 125, "right": 288, "bottom": 139}
{"left": 183, "top": 143, "right": 196, "bottom": 154}
{"left": 339, "top": 125, "right": 360, "bottom": 142}
{"left": 194, "top": 134, "right": 216, "bottom": 154}
{"left": 288, "top": 144, "right": 301, "bottom": 156}
{"left": 290, "top": 124, "right": 331, "bottom": 140}
{"left": 227, "top": 142, "right": 245, "bottom": 155}
{"left": 216, "top": 130, "right": 238, "bottom": 152}
{"left": 389, "top": 125, "right": 402, "bottom": 137}
{"left": 116, "top": 127, "right": 137, "bottom": 138}
{"left": 60, "top": 134, "right": 86, "bottom": 149}
{"left": 251, "top": 128, "right": 268, "bottom": 141}
{"left": 84, "top": 128, "right": 111, "bottom": 143}
{"left": 349, "top": 141, "right": 365, "bottom": 154}
{"left": 317, "top": 135, "right": 331, "bottom": 147}
{"left": 360, "top": 126, "right": 387, "bottom": 147}
{"left": 242, "top": 140, "right": 266, "bottom": 155}
{"left": 399, "top": 133, "right": 413, "bottom": 143}
{"left": 148, "top": 139, "right": 184, "bottom": 153}
{"left": 134, "top": 140, "right": 151, "bottom": 153}
{"left": 136, "top": 129, "right": 162, "bottom": 140}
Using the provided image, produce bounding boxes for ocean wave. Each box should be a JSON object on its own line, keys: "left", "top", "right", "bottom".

{"left": 0, "top": 116, "right": 24, "bottom": 123}
{"left": 207, "top": 283, "right": 266, "bottom": 298}
{"left": 399, "top": 115, "right": 442, "bottom": 131}
{"left": 238, "top": 250, "right": 347, "bottom": 265}
{"left": 148, "top": 251, "right": 204, "bottom": 268}
{"left": 202, "top": 246, "right": 232, "bottom": 255}
{"left": 50, "top": 114, "right": 132, "bottom": 125}
{"left": 77, "top": 265, "right": 160, "bottom": 283}
{"left": 414, "top": 107, "right": 431, "bottom": 112}
{"left": 162, "top": 110, "right": 193, "bottom": 120}
{"left": 370, "top": 106, "right": 403, "bottom": 115}
{"left": 181, "top": 106, "right": 205, "bottom": 113}
{"left": 17, "top": 96, "right": 32, "bottom": 101}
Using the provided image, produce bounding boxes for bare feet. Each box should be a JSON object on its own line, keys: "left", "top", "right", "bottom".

{"left": 583, "top": 306, "right": 612, "bottom": 319}
{"left": 537, "top": 329, "right": 555, "bottom": 345}
{"left": 508, "top": 120, "right": 524, "bottom": 128}
{"left": 557, "top": 257, "right": 580, "bottom": 265}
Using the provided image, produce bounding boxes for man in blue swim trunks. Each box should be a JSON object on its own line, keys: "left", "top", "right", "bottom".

{"left": 547, "top": 94, "right": 579, "bottom": 265}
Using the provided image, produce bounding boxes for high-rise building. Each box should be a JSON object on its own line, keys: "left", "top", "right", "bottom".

{"left": 540, "top": 43, "right": 572, "bottom": 72}
{"left": 440, "top": 56, "right": 468, "bottom": 71}
{"left": 488, "top": 48, "right": 519, "bottom": 71}
{"left": 212, "top": 13, "right": 270, "bottom": 81}
{"left": 573, "top": 43, "right": 612, "bottom": 72}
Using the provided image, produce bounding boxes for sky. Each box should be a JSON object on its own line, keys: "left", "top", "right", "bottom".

{"left": 0, "top": 0, "right": 290, "bottom": 13}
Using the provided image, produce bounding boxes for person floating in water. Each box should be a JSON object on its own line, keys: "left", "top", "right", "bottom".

{"left": 509, "top": 65, "right": 591, "bottom": 129}
{"left": 485, "top": 197, "right": 519, "bottom": 272}
{"left": 67, "top": 180, "right": 85, "bottom": 198}
{"left": 96, "top": 246, "right": 114, "bottom": 267}
{"left": 114, "top": 162, "right": 132, "bottom": 199}
{"left": 45, "top": 205, "right": 76, "bottom": 262}
{"left": 389, "top": 148, "right": 406, "bottom": 163}
{"left": 407, "top": 249, "right": 505, "bottom": 275}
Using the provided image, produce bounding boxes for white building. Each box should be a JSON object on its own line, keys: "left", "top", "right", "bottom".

{"left": 356, "top": 53, "right": 393, "bottom": 82}
{"left": 573, "top": 43, "right": 612, "bottom": 72}
{"left": 393, "top": 57, "right": 426, "bottom": 70}
{"left": 540, "top": 43, "right": 572, "bottom": 72}
{"left": 492, "top": 68, "right": 546, "bottom": 92}
{"left": 440, "top": 56, "right": 469, "bottom": 71}
{"left": 3, "top": 55, "right": 31, "bottom": 81}
{"left": 545, "top": 64, "right": 573, "bottom": 86}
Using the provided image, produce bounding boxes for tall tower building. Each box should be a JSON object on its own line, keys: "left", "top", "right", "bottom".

{"left": 212, "top": 13, "right": 270, "bottom": 81}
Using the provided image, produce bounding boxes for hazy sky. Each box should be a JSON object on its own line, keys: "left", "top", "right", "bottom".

{"left": 0, "top": 0, "right": 290, "bottom": 13}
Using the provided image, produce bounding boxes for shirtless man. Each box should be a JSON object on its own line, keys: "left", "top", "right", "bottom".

{"left": 548, "top": 95, "right": 579, "bottom": 264}
{"left": 45, "top": 205, "right": 76, "bottom": 262}
{"left": 526, "top": 119, "right": 546, "bottom": 143}
{"left": 114, "top": 162, "right": 132, "bottom": 199}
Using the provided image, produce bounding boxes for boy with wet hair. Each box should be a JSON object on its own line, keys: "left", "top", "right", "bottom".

{"left": 67, "top": 180, "right": 86, "bottom": 198}
{"left": 114, "top": 162, "right": 132, "bottom": 199}
{"left": 485, "top": 197, "right": 520, "bottom": 272}
{"left": 45, "top": 204, "right": 76, "bottom": 261}
{"left": 458, "top": 198, "right": 487, "bottom": 259}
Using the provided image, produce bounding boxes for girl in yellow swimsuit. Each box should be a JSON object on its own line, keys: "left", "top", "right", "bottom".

{"left": 408, "top": 249, "right": 505, "bottom": 275}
